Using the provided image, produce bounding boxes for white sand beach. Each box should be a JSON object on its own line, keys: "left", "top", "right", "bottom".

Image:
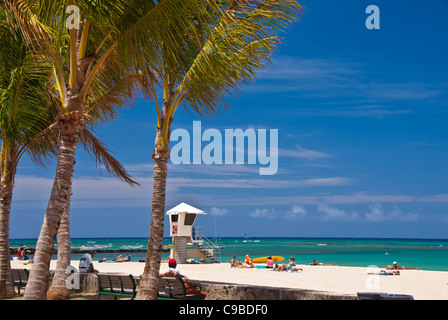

{"left": 10, "top": 260, "right": 448, "bottom": 300}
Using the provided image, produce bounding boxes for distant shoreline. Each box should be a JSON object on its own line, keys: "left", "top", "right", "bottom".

{"left": 10, "top": 236, "right": 448, "bottom": 241}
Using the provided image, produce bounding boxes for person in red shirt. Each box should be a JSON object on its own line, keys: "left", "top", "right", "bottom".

{"left": 18, "top": 244, "right": 24, "bottom": 260}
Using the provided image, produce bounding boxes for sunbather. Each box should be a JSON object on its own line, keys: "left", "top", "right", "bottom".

{"left": 368, "top": 270, "right": 400, "bottom": 275}
{"left": 243, "top": 255, "right": 255, "bottom": 268}
{"left": 274, "top": 257, "right": 303, "bottom": 272}
{"left": 230, "top": 256, "right": 242, "bottom": 268}
{"left": 386, "top": 261, "right": 419, "bottom": 270}
{"left": 310, "top": 259, "right": 337, "bottom": 266}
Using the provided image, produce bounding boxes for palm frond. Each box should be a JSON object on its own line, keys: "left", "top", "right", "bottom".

{"left": 174, "top": 0, "right": 304, "bottom": 118}
{"left": 0, "top": 11, "right": 57, "bottom": 154}
{"left": 79, "top": 128, "right": 139, "bottom": 188}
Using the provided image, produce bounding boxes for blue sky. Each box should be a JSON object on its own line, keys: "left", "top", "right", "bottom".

{"left": 10, "top": 0, "right": 448, "bottom": 239}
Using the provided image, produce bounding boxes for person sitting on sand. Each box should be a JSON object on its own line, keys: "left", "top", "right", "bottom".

{"left": 230, "top": 256, "right": 242, "bottom": 268}
{"left": 275, "top": 257, "right": 303, "bottom": 272}
{"left": 266, "top": 256, "right": 274, "bottom": 268}
{"left": 386, "top": 261, "right": 419, "bottom": 270}
{"left": 310, "top": 259, "right": 338, "bottom": 266}
{"left": 243, "top": 255, "right": 255, "bottom": 268}
{"left": 114, "top": 253, "right": 130, "bottom": 262}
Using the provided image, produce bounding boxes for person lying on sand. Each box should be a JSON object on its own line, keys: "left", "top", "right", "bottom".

{"left": 310, "top": 259, "right": 338, "bottom": 266}
{"left": 274, "top": 257, "right": 303, "bottom": 272}
{"left": 368, "top": 270, "right": 400, "bottom": 275}
{"left": 386, "top": 261, "right": 419, "bottom": 270}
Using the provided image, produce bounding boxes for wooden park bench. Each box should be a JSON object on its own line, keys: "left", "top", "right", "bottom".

{"left": 11, "top": 268, "right": 29, "bottom": 295}
{"left": 96, "top": 273, "right": 138, "bottom": 300}
{"left": 158, "top": 276, "right": 204, "bottom": 300}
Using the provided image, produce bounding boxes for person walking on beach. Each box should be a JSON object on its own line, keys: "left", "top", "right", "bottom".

{"left": 79, "top": 251, "right": 98, "bottom": 273}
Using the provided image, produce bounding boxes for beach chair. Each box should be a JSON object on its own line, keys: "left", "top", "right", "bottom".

{"left": 157, "top": 276, "right": 204, "bottom": 300}
{"left": 96, "top": 273, "right": 138, "bottom": 300}
{"left": 11, "top": 268, "right": 29, "bottom": 295}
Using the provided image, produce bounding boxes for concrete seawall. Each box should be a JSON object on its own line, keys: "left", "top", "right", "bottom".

{"left": 50, "top": 272, "right": 356, "bottom": 300}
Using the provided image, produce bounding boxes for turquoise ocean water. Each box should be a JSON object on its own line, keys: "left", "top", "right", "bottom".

{"left": 9, "top": 237, "right": 448, "bottom": 271}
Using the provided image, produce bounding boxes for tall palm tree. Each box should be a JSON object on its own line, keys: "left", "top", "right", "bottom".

{"left": 0, "top": 7, "right": 142, "bottom": 299}
{"left": 0, "top": 10, "right": 58, "bottom": 299}
{"left": 5, "top": 0, "right": 225, "bottom": 300}
{"left": 136, "top": 0, "right": 304, "bottom": 299}
{"left": 45, "top": 169, "right": 73, "bottom": 300}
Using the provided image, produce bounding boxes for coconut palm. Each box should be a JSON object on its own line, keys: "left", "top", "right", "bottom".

{"left": 45, "top": 61, "right": 153, "bottom": 300}
{"left": 45, "top": 174, "right": 72, "bottom": 300}
{"left": 0, "top": 10, "right": 58, "bottom": 298}
{"left": 136, "top": 0, "right": 304, "bottom": 299}
{"left": 5, "top": 0, "right": 225, "bottom": 300}
{"left": 0, "top": 7, "right": 142, "bottom": 299}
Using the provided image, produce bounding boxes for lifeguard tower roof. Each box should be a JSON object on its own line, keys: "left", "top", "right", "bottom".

{"left": 166, "top": 202, "right": 207, "bottom": 215}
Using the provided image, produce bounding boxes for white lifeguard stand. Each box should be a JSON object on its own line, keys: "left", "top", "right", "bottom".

{"left": 167, "top": 202, "right": 207, "bottom": 263}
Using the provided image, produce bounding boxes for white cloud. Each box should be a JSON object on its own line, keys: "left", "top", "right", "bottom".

{"left": 253, "top": 56, "right": 447, "bottom": 102}
{"left": 302, "top": 177, "right": 352, "bottom": 187}
{"left": 279, "top": 145, "right": 333, "bottom": 160}
{"left": 419, "top": 194, "right": 448, "bottom": 203}
{"left": 209, "top": 207, "right": 230, "bottom": 216}
{"left": 365, "top": 203, "right": 385, "bottom": 221}
{"left": 365, "top": 203, "right": 419, "bottom": 222}
{"left": 286, "top": 205, "right": 307, "bottom": 220}
{"left": 249, "top": 205, "right": 307, "bottom": 220}
{"left": 249, "top": 208, "right": 277, "bottom": 219}
{"left": 316, "top": 201, "right": 358, "bottom": 221}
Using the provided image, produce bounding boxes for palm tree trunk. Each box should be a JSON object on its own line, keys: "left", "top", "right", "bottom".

{"left": 23, "top": 118, "right": 80, "bottom": 300}
{"left": 46, "top": 174, "right": 73, "bottom": 300}
{"left": 0, "top": 179, "right": 16, "bottom": 299}
{"left": 136, "top": 102, "right": 172, "bottom": 300}
{"left": 136, "top": 151, "right": 169, "bottom": 299}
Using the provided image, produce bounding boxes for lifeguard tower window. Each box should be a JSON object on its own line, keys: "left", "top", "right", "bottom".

{"left": 184, "top": 214, "right": 196, "bottom": 225}
{"left": 171, "top": 214, "right": 179, "bottom": 223}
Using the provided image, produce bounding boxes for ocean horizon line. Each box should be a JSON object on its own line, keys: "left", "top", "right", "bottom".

{"left": 10, "top": 236, "right": 448, "bottom": 241}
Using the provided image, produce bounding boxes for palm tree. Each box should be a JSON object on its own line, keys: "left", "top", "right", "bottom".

{"left": 136, "top": 0, "right": 304, "bottom": 299}
{"left": 5, "top": 0, "right": 226, "bottom": 300}
{"left": 0, "top": 10, "right": 58, "bottom": 299}
{"left": 0, "top": 7, "right": 142, "bottom": 299}
{"left": 45, "top": 59, "right": 157, "bottom": 300}
{"left": 45, "top": 170, "right": 73, "bottom": 300}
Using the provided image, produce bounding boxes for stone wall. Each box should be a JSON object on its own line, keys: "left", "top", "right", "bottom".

{"left": 198, "top": 281, "right": 356, "bottom": 300}
{"left": 48, "top": 271, "right": 356, "bottom": 300}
